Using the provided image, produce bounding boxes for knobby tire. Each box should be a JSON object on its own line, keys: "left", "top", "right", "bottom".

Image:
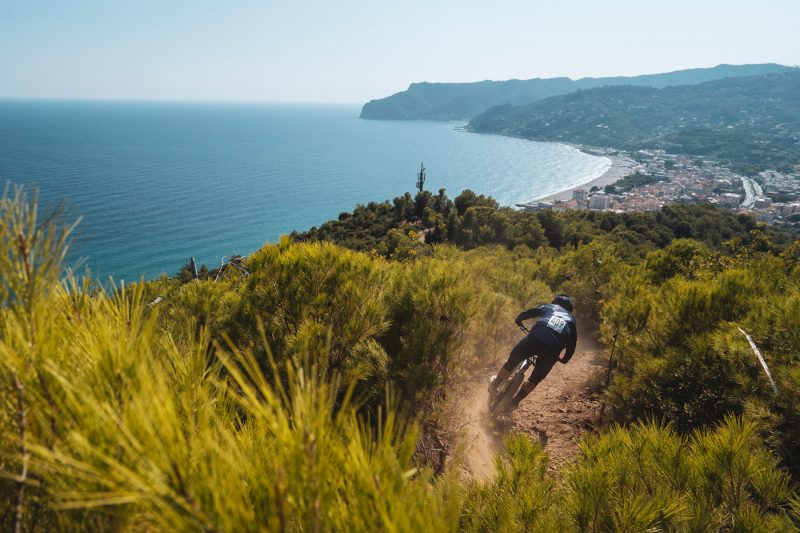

{"left": 488, "top": 364, "right": 526, "bottom": 419}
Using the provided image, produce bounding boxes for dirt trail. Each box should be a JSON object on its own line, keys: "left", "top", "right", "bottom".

{"left": 459, "top": 331, "right": 606, "bottom": 480}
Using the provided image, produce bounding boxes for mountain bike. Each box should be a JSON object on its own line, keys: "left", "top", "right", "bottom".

{"left": 487, "top": 325, "right": 536, "bottom": 420}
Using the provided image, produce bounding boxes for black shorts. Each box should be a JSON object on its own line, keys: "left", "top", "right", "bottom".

{"left": 503, "top": 335, "right": 561, "bottom": 384}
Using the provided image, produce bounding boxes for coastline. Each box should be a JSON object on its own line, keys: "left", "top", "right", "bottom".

{"left": 462, "top": 126, "right": 637, "bottom": 206}
{"left": 533, "top": 153, "right": 637, "bottom": 204}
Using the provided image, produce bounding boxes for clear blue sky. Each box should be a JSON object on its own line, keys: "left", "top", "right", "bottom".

{"left": 1, "top": 0, "right": 797, "bottom": 102}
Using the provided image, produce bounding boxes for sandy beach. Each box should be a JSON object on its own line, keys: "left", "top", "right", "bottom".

{"left": 533, "top": 154, "right": 638, "bottom": 204}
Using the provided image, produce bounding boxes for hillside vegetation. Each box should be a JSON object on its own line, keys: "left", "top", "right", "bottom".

{"left": 293, "top": 187, "right": 792, "bottom": 259}
{"left": 2, "top": 187, "right": 800, "bottom": 531}
{"left": 469, "top": 71, "right": 800, "bottom": 173}
{"left": 360, "top": 63, "right": 794, "bottom": 121}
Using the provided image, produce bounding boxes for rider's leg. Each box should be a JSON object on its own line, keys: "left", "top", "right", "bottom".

{"left": 511, "top": 352, "right": 559, "bottom": 408}
{"left": 490, "top": 337, "right": 533, "bottom": 394}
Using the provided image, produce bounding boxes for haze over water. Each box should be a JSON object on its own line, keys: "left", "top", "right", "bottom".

{"left": 0, "top": 101, "right": 608, "bottom": 280}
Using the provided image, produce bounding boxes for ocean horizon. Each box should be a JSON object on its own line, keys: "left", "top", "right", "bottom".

{"left": 0, "top": 100, "right": 609, "bottom": 281}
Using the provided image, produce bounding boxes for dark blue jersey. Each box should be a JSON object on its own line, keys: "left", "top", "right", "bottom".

{"left": 516, "top": 303, "right": 578, "bottom": 362}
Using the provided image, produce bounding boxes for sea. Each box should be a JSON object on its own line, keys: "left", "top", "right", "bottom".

{"left": 0, "top": 101, "right": 609, "bottom": 281}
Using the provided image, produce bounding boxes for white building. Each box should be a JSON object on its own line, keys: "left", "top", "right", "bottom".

{"left": 754, "top": 198, "right": 772, "bottom": 209}
{"left": 589, "top": 194, "right": 612, "bottom": 210}
{"left": 572, "top": 189, "right": 589, "bottom": 201}
{"left": 718, "top": 193, "right": 741, "bottom": 208}
{"left": 781, "top": 203, "right": 800, "bottom": 216}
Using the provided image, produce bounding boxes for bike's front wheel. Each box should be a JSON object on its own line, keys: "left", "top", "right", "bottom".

{"left": 488, "top": 367, "right": 526, "bottom": 419}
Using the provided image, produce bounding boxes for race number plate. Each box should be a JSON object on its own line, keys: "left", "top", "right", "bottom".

{"left": 547, "top": 315, "right": 567, "bottom": 333}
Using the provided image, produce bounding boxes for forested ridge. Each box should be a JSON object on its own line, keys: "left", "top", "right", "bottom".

{"left": 469, "top": 71, "right": 800, "bottom": 173}
{"left": 359, "top": 63, "right": 794, "bottom": 121}
{"left": 293, "top": 187, "right": 793, "bottom": 257}
{"left": 2, "top": 186, "right": 800, "bottom": 531}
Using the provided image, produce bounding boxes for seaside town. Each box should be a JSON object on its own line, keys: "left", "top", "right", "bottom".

{"left": 519, "top": 149, "right": 800, "bottom": 227}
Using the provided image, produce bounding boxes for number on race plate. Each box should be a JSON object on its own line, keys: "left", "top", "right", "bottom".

{"left": 547, "top": 315, "right": 567, "bottom": 333}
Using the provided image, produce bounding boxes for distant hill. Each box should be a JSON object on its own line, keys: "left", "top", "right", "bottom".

{"left": 359, "top": 64, "right": 796, "bottom": 121}
{"left": 468, "top": 71, "right": 800, "bottom": 173}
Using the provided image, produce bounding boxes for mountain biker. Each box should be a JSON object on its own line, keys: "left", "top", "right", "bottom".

{"left": 488, "top": 295, "right": 577, "bottom": 411}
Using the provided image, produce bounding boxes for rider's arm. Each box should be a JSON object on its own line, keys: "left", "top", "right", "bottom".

{"left": 515, "top": 306, "right": 544, "bottom": 326}
{"left": 560, "top": 323, "right": 578, "bottom": 364}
